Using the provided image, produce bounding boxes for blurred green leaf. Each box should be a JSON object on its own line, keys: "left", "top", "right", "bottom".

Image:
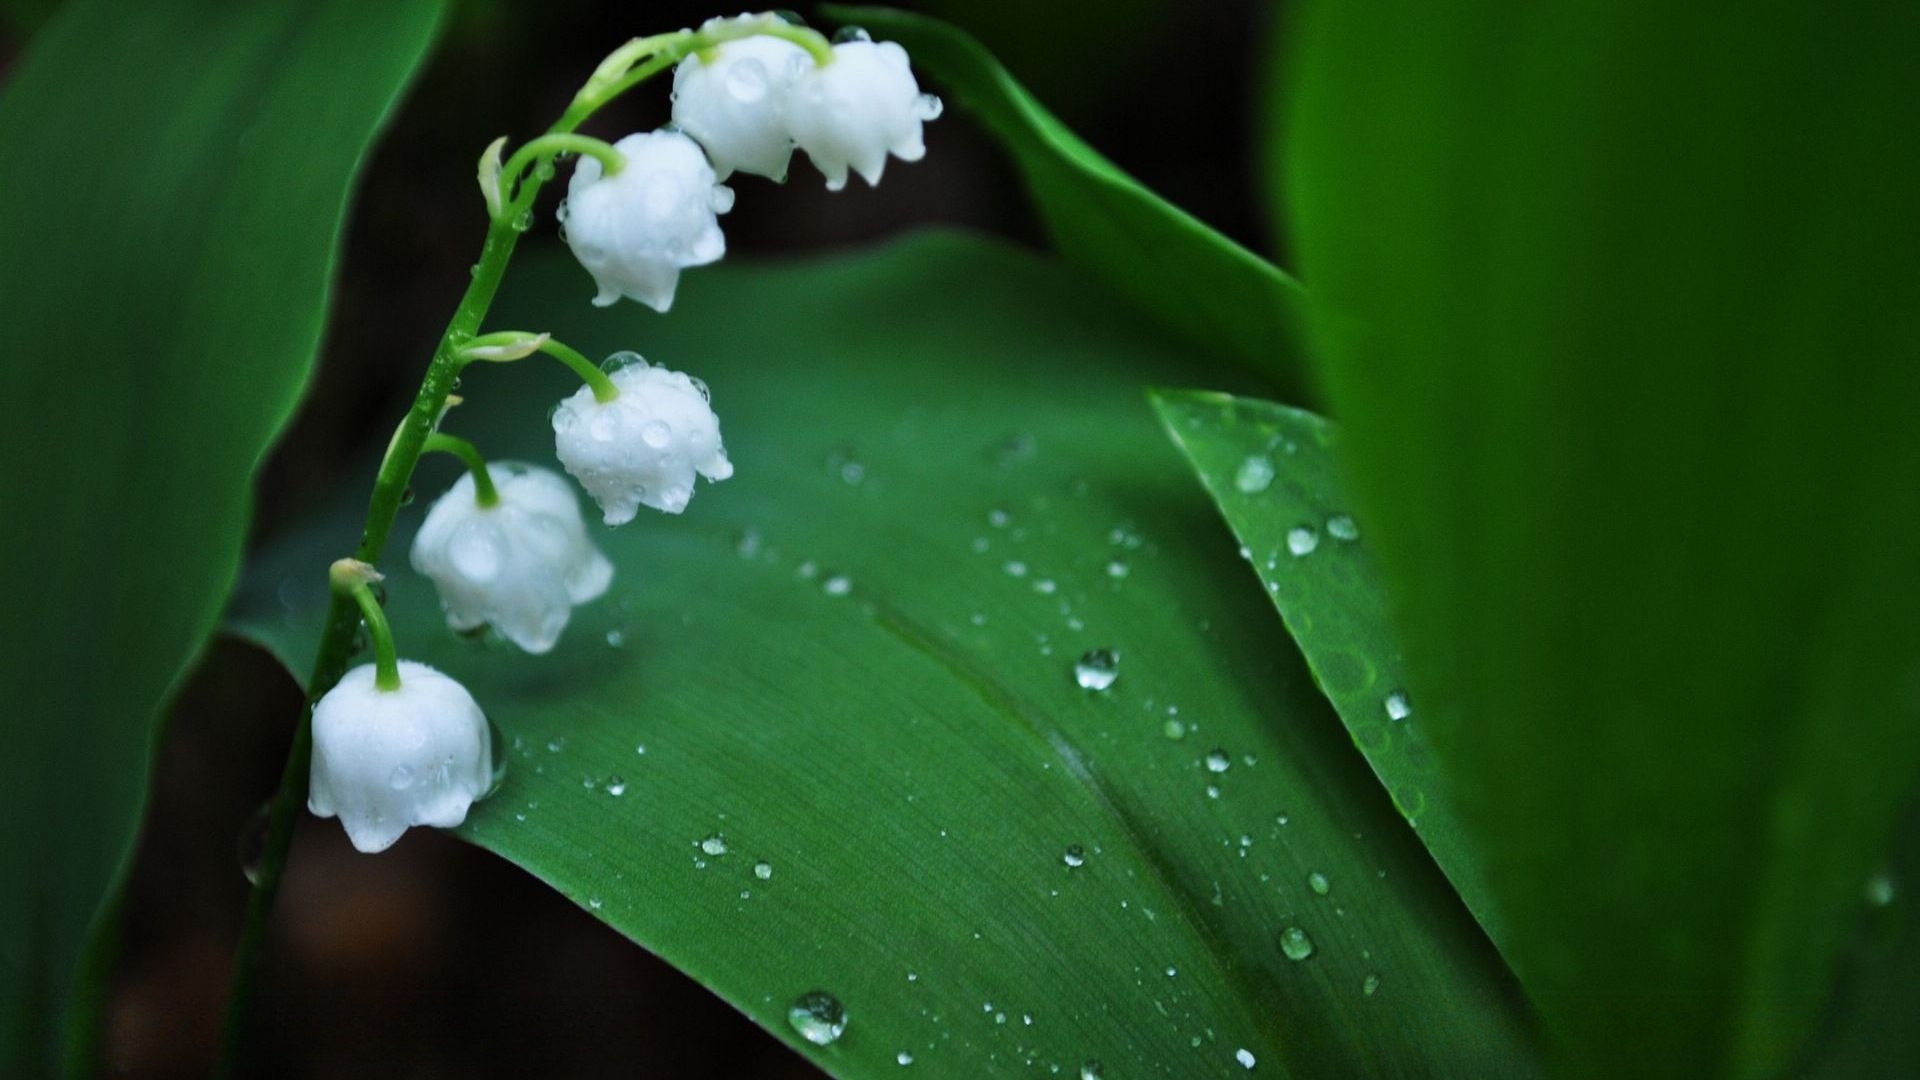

{"left": 823, "top": 5, "right": 1313, "bottom": 399}
{"left": 1282, "top": 1, "right": 1920, "bottom": 1074}
{"left": 0, "top": 0, "right": 443, "bottom": 1073}
{"left": 1151, "top": 390, "right": 1505, "bottom": 962}
{"left": 231, "top": 235, "right": 1537, "bottom": 1078}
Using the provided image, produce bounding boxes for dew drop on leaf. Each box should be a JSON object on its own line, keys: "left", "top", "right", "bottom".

{"left": 1204, "top": 749, "right": 1232, "bottom": 774}
{"left": 1074, "top": 648, "right": 1119, "bottom": 691}
{"left": 1385, "top": 691, "right": 1412, "bottom": 721}
{"left": 754, "top": 860, "right": 773, "bottom": 880}
{"left": 1286, "top": 526, "right": 1320, "bottom": 556}
{"left": 1234, "top": 455, "right": 1275, "bottom": 494}
{"left": 1062, "top": 844, "right": 1086, "bottom": 868}
{"left": 1327, "top": 514, "right": 1360, "bottom": 541}
{"left": 700, "top": 833, "right": 728, "bottom": 856}
{"left": 788, "top": 990, "right": 847, "bottom": 1045}
{"left": 1280, "top": 926, "right": 1315, "bottom": 961}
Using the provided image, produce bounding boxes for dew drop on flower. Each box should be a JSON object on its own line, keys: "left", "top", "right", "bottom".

{"left": 789, "top": 990, "right": 847, "bottom": 1045}
{"left": 640, "top": 420, "right": 673, "bottom": 448}
{"left": 1074, "top": 648, "right": 1119, "bottom": 691}
{"left": 1280, "top": 926, "right": 1314, "bottom": 961}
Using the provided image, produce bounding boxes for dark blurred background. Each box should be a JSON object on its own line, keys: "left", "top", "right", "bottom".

{"left": 1, "top": 0, "right": 1282, "bottom": 1074}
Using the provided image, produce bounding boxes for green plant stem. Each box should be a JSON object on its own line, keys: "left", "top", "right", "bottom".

{"left": 422, "top": 432, "right": 500, "bottom": 507}
{"left": 458, "top": 330, "right": 619, "bottom": 402}
{"left": 214, "top": 23, "right": 809, "bottom": 1072}
{"left": 342, "top": 581, "right": 401, "bottom": 690}
{"left": 537, "top": 337, "right": 620, "bottom": 402}
{"left": 500, "top": 132, "right": 625, "bottom": 209}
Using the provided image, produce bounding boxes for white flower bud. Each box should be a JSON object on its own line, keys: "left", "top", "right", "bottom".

{"left": 552, "top": 355, "right": 734, "bottom": 525}
{"left": 409, "top": 463, "right": 613, "bottom": 654}
{"left": 672, "top": 34, "right": 810, "bottom": 180}
{"left": 558, "top": 130, "right": 733, "bottom": 312}
{"left": 786, "top": 36, "right": 941, "bottom": 191}
{"left": 308, "top": 661, "right": 493, "bottom": 854}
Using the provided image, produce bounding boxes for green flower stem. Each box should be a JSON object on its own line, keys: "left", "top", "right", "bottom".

{"left": 330, "top": 564, "right": 401, "bottom": 691}
{"left": 499, "top": 132, "right": 625, "bottom": 216}
{"left": 423, "top": 432, "right": 500, "bottom": 507}
{"left": 457, "top": 330, "right": 619, "bottom": 403}
{"left": 539, "top": 337, "right": 620, "bottom": 403}
{"left": 220, "top": 21, "right": 832, "bottom": 1064}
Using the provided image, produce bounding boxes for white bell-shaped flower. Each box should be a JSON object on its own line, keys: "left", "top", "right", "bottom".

{"left": 786, "top": 35, "right": 941, "bottom": 191}
{"left": 552, "top": 354, "right": 734, "bottom": 525}
{"left": 558, "top": 130, "right": 733, "bottom": 312}
{"left": 672, "top": 33, "right": 810, "bottom": 180}
{"left": 308, "top": 661, "right": 493, "bottom": 854}
{"left": 409, "top": 463, "right": 612, "bottom": 654}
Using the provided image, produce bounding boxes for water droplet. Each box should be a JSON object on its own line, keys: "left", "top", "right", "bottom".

{"left": 1080, "top": 1061, "right": 1105, "bottom": 1080}
{"left": 605, "top": 776, "right": 627, "bottom": 797}
{"left": 1164, "top": 718, "right": 1186, "bottom": 740}
{"left": 1308, "top": 872, "right": 1330, "bottom": 896}
{"left": 533, "top": 159, "right": 556, "bottom": 181}
{"left": 897, "top": 1051, "right": 915, "bottom": 1066}
{"left": 640, "top": 419, "right": 673, "bottom": 448}
{"left": 398, "top": 485, "right": 416, "bottom": 507}
{"left": 1286, "top": 527, "right": 1319, "bottom": 556}
{"left": 701, "top": 833, "right": 729, "bottom": 856}
{"left": 832, "top": 25, "right": 871, "bottom": 43}
{"left": 1064, "top": 648, "right": 1121, "bottom": 695}
{"left": 1384, "top": 691, "right": 1411, "bottom": 721}
{"left": 1205, "top": 784, "right": 1221, "bottom": 800}
{"left": 1033, "top": 578, "right": 1057, "bottom": 595}
{"left": 788, "top": 990, "right": 847, "bottom": 1045}
{"left": 1327, "top": 514, "right": 1360, "bottom": 541}
{"left": 237, "top": 800, "right": 271, "bottom": 885}
{"left": 1234, "top": 455, "right": 1276, "bottom": 493}
{"left": 1236, "top": 1048, "right": 1257, "bottom": 1070}
{"left": 388, "top": 764, "right": 415, "bottom": 790}
{"left": 1004, "top": 560, "right": 1028, "bottom": 578}
{"left": 823, "top": 574, "right": 852, "bottom": 596}
{"left": 1362, "top": 973, "right": 1381, "bottom": 996}
{"left": 1106, "top": 560, "right": 1129, "bottom": 580}
{"left": 754, "top": 860, "right": 773, "bottom": 880}
{"left": 606, "top": 627, "right": 627, "bottom": 647}
{"left": 510, "top": 209, "right": 534, "bottom": 232}
{"left": 1204, "top": 749, "right": 1231, "bottom": 774}
{"left": 736, "top": 527, "right": 764, "bottom": 558}
{"left": 988, "top": 508, "right": 1011, "bottom": 528}
{"left": 1062, "top": 844, "right": 1086, "bottom": 868}
{"left": 600, "top": 350, "right": 646, "bottom": 374}
{"left": 1279, "top": 926, "right": 1314, "bottom": 961}
{"left": 546, "top": 736, "right": 566, "bottom": 753}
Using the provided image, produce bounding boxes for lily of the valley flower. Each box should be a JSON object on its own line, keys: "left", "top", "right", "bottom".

{"left": 410, "top": 462, "right": 612, "bottom": 654}
{"left": 785, "top": 35, "right": 941, "bottom": 191}
{"left": 671, "top": 32, "right": 811, "bottom": 180}
{"left": 559, "top": 130, "right": 734, "bottom": 312}
{"left": 551, "top": 354, "right": 734, "bottom": 524}
{"left": 309, "top": 661, "right": 493, "bottom": 854}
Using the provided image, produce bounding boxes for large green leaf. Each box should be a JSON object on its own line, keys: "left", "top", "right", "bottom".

{"left": 822, "top": 5, "right": 1313, "bottom": 399}
{"left": 1283, "top": 1, "right": 1920, "bottom": 1074}
{"left": 0, "top": 0, "right": 443, "bottom": 1072}
{"left": 1151, "top": 390, "right": 1504, "bottom": 959}
{"left": 230, "top": 234, "right": 1537, "bottom": 1077}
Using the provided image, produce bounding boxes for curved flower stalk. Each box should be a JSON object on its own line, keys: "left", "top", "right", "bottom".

{"left": 222, "top": 13, "right": 936, "bottom": 1074}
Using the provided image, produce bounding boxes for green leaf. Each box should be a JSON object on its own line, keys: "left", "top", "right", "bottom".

{"left": 822, "top": 5, "right": 1313, "bottom": 399}
{"left": 230, "top": 234, "right": 1537, "bottom": 1078}
{"left": 1151, "top": 390, "right": 1505, "bottom": 962}
{"left": 1282, "top": 2, "right": 1920, "bottom": 1074}
{"left": 0, "top": 1, "right": 443, "bottom": 1073}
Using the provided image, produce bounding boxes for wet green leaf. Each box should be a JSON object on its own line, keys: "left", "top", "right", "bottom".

{"left": 823, "top": 5, "right": 1313, "bottom": 398}
{"left": 0, "top": 0, "right": 443, "bottom": 1072}
{"left": 1151, "top": 390, "right": 1505, "bottom": 964}
{"left": 1282, "top": 2, "right": 1920, "bottom": 1074}
{"left": 230, "top": 235, "right": 1536, "bottom": 1078}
